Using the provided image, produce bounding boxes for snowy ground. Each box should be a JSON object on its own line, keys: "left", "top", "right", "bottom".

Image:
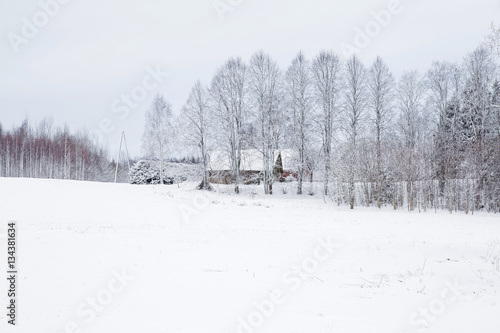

{"left": 1, "top": 178, "right": 499, "bottom": 333}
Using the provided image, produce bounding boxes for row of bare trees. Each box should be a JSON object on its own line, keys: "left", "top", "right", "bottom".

{"left": 177, "top": 45, "right": 500, "bottom": 212}
{"left": 0, "top": 118, "right": 115, "bottom": 182}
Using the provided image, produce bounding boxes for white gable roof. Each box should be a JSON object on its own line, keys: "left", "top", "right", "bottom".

{"left": 280, "top": 149, "right": 298, "bottom": 171}
{"left": 209, "top": 149, "right": 297, "bottom": 171}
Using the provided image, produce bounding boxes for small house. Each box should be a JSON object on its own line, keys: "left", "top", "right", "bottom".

{"left": 208, "top": 149, "right": 299, "bottom": 184}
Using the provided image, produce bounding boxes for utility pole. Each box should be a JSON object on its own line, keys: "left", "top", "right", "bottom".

{"left": 114, "top": 131, "right": 132, "bottom": 183}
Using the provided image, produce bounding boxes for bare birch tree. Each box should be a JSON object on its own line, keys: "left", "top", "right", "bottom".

{"left": 367, "top": 56, "right": 394, "bottom": 207}
{"left": 427, "top": 61, "right": 457, "bottom": 198}
{"left": 182, "top": 80, "right": 213, "bottom": 190}
{"left": 286, "top": 51, "right": 313, "bottom": 195}
{"left": 311, "top": 50, "right": 343, "bottom": 197}
{"left": 210, "top": 58, "right": 248, "bottom": 194}
{"left": 397, "top": 70, "right": 426, "bottom": 211}
{"left": 248, "top": 51, "right": 283, "bottom": 195}
{"left": 142, "top": 94, "right": 172, "bottom": 185}
{"left": 343, "top": 55, "right": 368, "bottom": 209}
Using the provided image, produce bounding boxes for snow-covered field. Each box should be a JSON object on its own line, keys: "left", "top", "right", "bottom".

{"left": 1, "top": 178, "right": 499, "bottom": 333}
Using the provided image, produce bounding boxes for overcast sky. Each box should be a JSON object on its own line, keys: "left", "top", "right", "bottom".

{"left": 1, "top": 0, "right": 499, "bottom": 158}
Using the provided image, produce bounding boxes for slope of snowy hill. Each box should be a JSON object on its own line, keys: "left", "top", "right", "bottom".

{"left": 0, "top": 178, "right": 499, "bottom": 333}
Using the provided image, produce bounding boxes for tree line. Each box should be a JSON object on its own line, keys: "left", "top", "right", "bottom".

{"left": 144, "top": 44, "right": 500, "bottom": 213}
{"left": 0, "top": 118, "right": 118, "bottom": 182}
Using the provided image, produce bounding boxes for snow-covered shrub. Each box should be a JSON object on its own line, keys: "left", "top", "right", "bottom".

{"left": 130, "top": 160, "right": 187, "bottom": 185}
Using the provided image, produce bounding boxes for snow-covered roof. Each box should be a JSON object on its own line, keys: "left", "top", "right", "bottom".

{"left": 208, "top": 149, "right": 262, "bottom": 171}
{"left": 278, "top": 149, "right": 297, "bottom": 171}
{"left": 209, "top": 149, "right": 297, "bottom": 171}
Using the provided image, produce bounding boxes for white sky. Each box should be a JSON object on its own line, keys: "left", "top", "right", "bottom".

{"left": 1, "top": 0, "right": 499, "bottom": 157}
